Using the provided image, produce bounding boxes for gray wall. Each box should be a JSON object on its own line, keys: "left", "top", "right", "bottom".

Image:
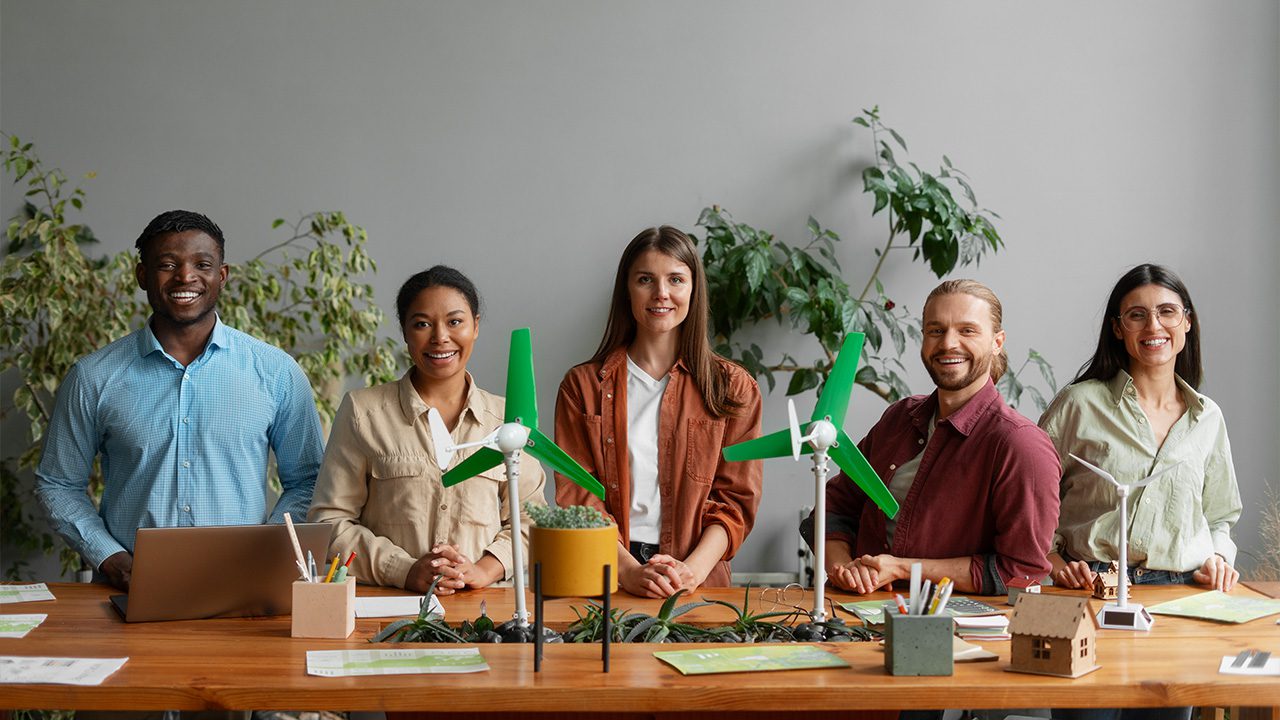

{"left": 3, "top": 1, "right": 1277, "bottom": 580}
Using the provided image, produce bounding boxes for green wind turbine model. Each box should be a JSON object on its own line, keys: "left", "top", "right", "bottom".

{"left": 428, "top": 328, "right": 605, "bottom": 629}
{"left": 723, "top": 332, "right": 899, "bottom": 622}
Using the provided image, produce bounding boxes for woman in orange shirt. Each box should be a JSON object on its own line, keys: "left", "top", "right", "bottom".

{"left": 554, "top": 226, "right": 763, "bottom": 598}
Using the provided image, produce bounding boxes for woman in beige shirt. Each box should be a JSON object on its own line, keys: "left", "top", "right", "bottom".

{"left": 309, "top": 266, "right": 545, "bottom": 594}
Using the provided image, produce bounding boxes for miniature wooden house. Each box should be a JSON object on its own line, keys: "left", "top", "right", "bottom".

{"left": 1007, "top": 577, "right": 1042, "bottom": 606}
{"left": 1007, "top": 593, "right": 1099, "bottom": 678}
{"left": 1092, "top": 563, "right": 1120, "bottom": 601}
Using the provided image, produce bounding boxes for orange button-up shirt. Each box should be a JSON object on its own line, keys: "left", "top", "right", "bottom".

{"left": 553, "top": 348, "right": 763, "bottom": 587}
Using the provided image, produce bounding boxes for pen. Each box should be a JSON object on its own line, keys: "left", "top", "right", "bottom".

{"left": 894, "top": 594, "right": 910, "bottom": 615}
{"left": 323, "top": 555, "right": 340, "bottom": 583}
{"left": 307, "top": 550, "right": 317, "bottom": 584}
{"left": 935, "top": 581, "right": 954, "bottom": 615}
{"left": 343, "top": 551, "right": 357, "bottom": 568}
{"left": 283, "top": 513, "right": 310, "bottom": 582}
{"left": 928, "top": 577, "right": 951, "bottom": 615}
{"left": 917, "top": 579, "right": 932, "bottom": 615}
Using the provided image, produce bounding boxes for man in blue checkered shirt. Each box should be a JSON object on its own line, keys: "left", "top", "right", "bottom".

{"left": 35, "top": 210, "right": 325, "bottom": 591}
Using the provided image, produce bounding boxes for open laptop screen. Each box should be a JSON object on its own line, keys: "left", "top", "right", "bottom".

{"left": 112, "top": 522, "right": 332, "bottom": 622}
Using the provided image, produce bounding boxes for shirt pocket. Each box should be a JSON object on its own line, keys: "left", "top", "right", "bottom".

{"left": 685, "top": 418, "right": 725, "bottom": 486}
{"left": 455, "top": 464, "right": 505, "bottom": 530}
{"left": 367, "top": 455, "right": 431, "bottom": 527}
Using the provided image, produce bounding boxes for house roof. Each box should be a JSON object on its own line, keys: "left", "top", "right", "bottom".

{"left": 1009, "top": 593, "right": 1095, "bottom": 639}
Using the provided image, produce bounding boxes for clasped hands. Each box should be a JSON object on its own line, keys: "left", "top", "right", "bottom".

{"left": 1052, "top": 554, "right": 1238, "bottom": 592}
{"left": 620, "top": 554, "right": 701, "bottom": 598}
{"left": 405, "top": 544, "right": 495, "bottom": 595}
{"left": 827, "top": 553, "right": 907, "bottom": 595}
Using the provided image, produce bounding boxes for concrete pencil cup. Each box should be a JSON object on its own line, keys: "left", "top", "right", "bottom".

{"left": 291, "top": 577, "right": 355, "bottom": 639}
{"left": 884, "top": 607, "right": 954, "bottom": 676}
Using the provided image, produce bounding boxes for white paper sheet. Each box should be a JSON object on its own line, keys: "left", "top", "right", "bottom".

{"left": 0, "top": 656, "right": 127, "bottom": 685}
{"left": 1218, "top": 655, "right": 1279, "bottom": 676}
{"left": 0, "top": 615, "right": 47, "bottom": 638}
{"left": 354, "top": 594, "right": 444, "bottom": 618}
{"left": 0, "top": 584, "right": 55, "bottom": 604}
{"left": 306, "top": 648, "right": 486, "bottom": 677}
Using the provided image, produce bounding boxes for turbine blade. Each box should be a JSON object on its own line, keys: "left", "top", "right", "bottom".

{"left": 1068, "top": 453, "right": 1118, "bottom": 488}
{"left": 505, "top": 328, "right": 538, "bottom": 428}
{"left": 812, "top": 333, "right": 865, "bottom": 424}
{"left": 723, "top": 428, "right": 806, "bottom": 462}
{"left": 426, "top": 407, "right": 454, "bottom": 470}
{"left": 831, "top": 428, "right": 898, "bottom": 518}
{"left": 1133, "top": 460, "right": 1185, "bottom": 488}
{"left": 787, "top": 399, "right": 802, "bottom": 461}
{"left": 441, "top": 447, "right": 504, "bottom": 487}
{"left": 525, "top": 427, "right": 605, "bottom": 499}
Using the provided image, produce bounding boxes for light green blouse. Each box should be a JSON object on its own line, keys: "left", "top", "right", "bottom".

{"left": 1038, "top": 371, "right": 1241, "bottom": 571}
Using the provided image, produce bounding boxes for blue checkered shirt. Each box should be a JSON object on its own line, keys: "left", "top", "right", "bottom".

{"left": 35, "top": 316, "right": 325, "bottom": 570}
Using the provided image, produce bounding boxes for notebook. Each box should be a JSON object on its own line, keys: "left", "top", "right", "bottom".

{"left": 110, "top": 522, "right": 332, "bottom": 622}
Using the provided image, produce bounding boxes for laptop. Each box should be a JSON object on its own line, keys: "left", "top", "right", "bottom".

{"left": 109, "top": 522, "right": 332, "bottom": 622}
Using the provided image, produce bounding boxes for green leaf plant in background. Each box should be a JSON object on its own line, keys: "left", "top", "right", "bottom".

{"left": 0, "top": 134, "right": 399, "bottom": 579}
{"left": 696, "top": 106, "right": 1056, "bottom": 408}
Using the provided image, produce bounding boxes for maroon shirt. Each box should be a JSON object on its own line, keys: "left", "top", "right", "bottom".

{"left": 809, "top": 379, "right": 1060, "bottom": 594}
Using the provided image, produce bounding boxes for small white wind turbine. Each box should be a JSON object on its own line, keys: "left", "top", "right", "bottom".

{"left": 1069, "top": 454, "right": 1183, "bottom": 631}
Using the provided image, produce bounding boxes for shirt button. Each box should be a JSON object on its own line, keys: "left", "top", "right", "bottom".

{"left": 183, "top": 374, "right": 189, "bottom": 382}
{"left": 1137, "top": 417, "right": 1146, "bottom": 424}
{"left": 183, "top": 505, "right": 191, "bottom": 513}
{"left": 182, "top": 418, "right": 189, "bottom": 424}
{"left": 606, "top": 393, "right": 612, "bottom": 399}
{"left": 440, "top": 503, "right": 448, "bottom": 510}
{"left": 889, "top": 464, "right": 897, "bottom": 471}
{"left": 606, "top": 437, "right": 614, "bottom": 444}
{"left": 182, "top": 461, "right": 190, "bottom": 468}
{"left": 599, "top": 371, "right": 606, "bottom": 378}
{"left": 917, "top": 438, "right": 925, "bottom": 445}
{"left": 610, "top": 483, "right": 618, "bottom": 490}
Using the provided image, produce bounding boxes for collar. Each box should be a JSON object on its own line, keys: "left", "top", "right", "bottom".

{"left": 910, "top": 377, "right": 1001, "bottom": 437}
{"left": 136, "top": 314, "right": 230, "bottom": 358}
{"left": 599, "top": 346, "right": 689, "bottom": 380}
{"left": 1106, "top": 369, "right": 1206, "bottom": 418}
{"left": 397, "top": 369, "right": 484, "bottom": 425}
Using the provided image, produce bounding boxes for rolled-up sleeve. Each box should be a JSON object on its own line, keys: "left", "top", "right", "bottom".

{"left": 699, "top": 371, "right": 763, "bottom": 561}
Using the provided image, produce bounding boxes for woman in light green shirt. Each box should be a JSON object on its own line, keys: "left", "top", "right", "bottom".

{"left": 1040, "top": 264, "right": 1241, "bottom": 594}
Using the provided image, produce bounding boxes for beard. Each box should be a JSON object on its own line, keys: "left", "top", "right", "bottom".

{"left": 923, "top": 349, "right": 993, "bottom": 392}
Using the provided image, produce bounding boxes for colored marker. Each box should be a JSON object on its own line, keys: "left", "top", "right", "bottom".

{"left": 894, "top": 594, "right": 910, "bottom": 615}
{"left": 928, "top": 577, "right": 951, "bottom": 615}
{"left": 323, "top": 555, "right": 340, "bottom": 583}
{"left": 332, "top": 565, "right": 348, "bottom": 584}
{"left": 343, "top": 551, "right": 357, "bottom": 568}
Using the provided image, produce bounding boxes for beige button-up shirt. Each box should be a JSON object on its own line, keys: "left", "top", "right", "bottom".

{"left": 309, "top": 371, "right": 546, "bottom": 588}
{"left": 1039, "top": 372, "right": 1241, "bottom": 571}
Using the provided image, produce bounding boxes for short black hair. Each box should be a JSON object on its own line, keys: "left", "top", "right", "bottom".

{"left": 396, "top": 265, "right": 482, "bottom": 326}
{"left": 135, "top": 210, "right": 225, "bottom": 260}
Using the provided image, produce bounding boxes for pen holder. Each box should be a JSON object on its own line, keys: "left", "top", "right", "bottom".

{"left": 884, "top": 608, "right": 954, "bottom": 676}
{"left": 291, "top": 577, "right": 355, "bottom": 639}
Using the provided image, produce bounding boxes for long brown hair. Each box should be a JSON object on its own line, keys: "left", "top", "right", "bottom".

{"left": 589, "top": 226, "right": 744, "bottom": 417}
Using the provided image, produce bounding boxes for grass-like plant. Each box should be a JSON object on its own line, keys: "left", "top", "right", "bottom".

{"left": 525, "top": 503, "right": 612, "bottom": 529}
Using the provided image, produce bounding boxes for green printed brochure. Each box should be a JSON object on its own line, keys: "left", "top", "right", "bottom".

{"left": 306, "top": 648, "right": 489, "bottom": 677}
{"left": 653, "top": 644, "right": 850, "bottom": 676}
{"left": 1147, "top": 590, "right": 1280, "bottom": 624}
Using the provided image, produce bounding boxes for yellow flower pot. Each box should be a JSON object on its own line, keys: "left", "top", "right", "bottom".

{"left": 529, "top": 524, "right": 618, "bottom": 597}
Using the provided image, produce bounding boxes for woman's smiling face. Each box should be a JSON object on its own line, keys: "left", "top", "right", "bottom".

{"left": 403, "top": 285, "right": 479, "bottom": 385}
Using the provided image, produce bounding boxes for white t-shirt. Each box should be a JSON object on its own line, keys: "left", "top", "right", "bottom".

{"left": 626, "top": 355, "right": 669, "bottom": 545}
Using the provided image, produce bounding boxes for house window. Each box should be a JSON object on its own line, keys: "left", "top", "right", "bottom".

{"left": 1033, "top": 638, "right": 1052, "bottom": 659}
{"left": 1079, "top": 637, "right": 1089, "bottom": 657}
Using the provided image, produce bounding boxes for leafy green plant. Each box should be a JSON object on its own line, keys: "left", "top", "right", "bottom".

{"left": 697, "top": 106, "right": 1055, "bottom": 409}
{"left": 622, "top": 590, "right": 713, "bottom": 643}
{"left": 0, "top": 135, "right": 400, "bottom": 578}
{"left": 371, "top": 577, "right": 468, "bottom": 643}
{"left": 525, "top": 502, "right": 612, "bottom": 529}
{"left": 563, "top": 599, "right": 634, "bottom": 643}
{"left": 701, "top": 585, "right": 800, "bottom": 642}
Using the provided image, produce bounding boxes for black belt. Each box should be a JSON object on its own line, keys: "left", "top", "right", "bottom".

{"left": 629, "top": 541, "right": 661, "bottom": 564}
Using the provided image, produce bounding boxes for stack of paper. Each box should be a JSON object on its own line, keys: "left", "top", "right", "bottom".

{"left": 953, "top": 613, "right": 1010, "bottom": 641}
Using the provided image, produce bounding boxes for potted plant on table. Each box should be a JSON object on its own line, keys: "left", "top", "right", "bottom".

{"left": 525, "top": 503, "right": 618, "bottom": 597}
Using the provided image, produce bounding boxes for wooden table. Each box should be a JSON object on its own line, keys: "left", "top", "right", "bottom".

{"left": 1, "top": 583, "right": 1277, "bottom": 714}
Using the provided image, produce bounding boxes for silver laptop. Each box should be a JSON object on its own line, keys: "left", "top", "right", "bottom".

{"left": 110, "top": 522, "right": 332, "bottom": 622}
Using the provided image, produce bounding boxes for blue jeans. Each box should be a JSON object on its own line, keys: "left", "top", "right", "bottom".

{"left": 1051, "top": 563, "right": 1192, "bottom": 720}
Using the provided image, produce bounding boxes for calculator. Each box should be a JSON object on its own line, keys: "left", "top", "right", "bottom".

{"left": 942, "top": 596, "right": 1005, "bottom": 616}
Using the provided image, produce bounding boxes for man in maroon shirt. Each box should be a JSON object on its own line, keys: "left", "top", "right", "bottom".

{"left": 802, "top": 279, "right": 1060, "bottom": 596}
